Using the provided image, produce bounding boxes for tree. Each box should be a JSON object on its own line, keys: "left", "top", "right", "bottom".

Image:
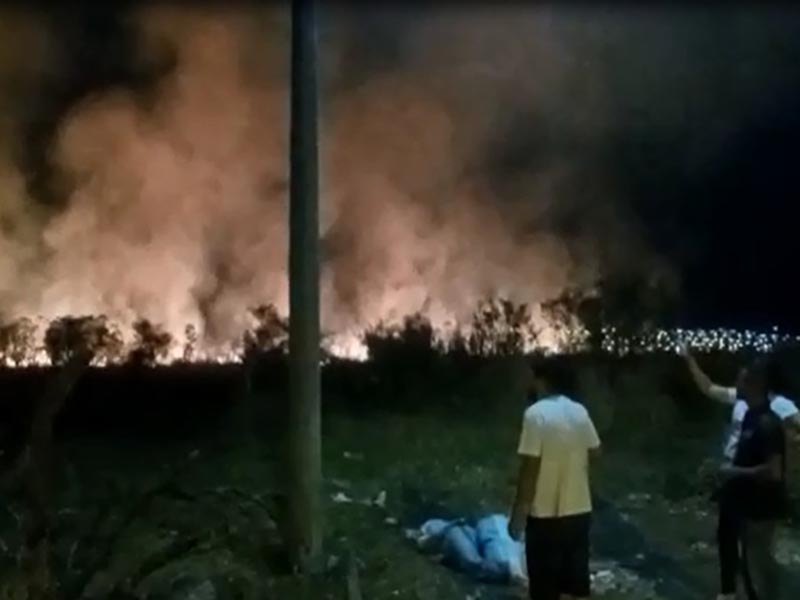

{"left": 43, "top": 315, "right": 123, "bottom": 366}
{"left": 541, "top": 290, "right": 593, "bottom": 354}
{"left": 548, "top": 271, "right": 679, "bottom": 355}
{"left": 238, "top": 305, "right": 289, "bottom": 446}
{"left": 362, "top": 314, "right": 439, "bottom": 399}
{"left": 467, "top": 298, "right": 538, "bottom": 357}
{"left": 129, "top": 319, "right": 173, "bottom": 366}
{"left": 363, "top": 313, "right": 436, "bottom": 365}
{"left": 182, "top": 324, "right": 199, "bottom": 362}
{"left": 0, "top": 317, "right": 38, "bottom": 366}
{"left": 243, "top": 304, "right": 289, "bottom": 357}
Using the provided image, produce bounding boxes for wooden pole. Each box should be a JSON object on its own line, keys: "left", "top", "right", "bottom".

{"left": 287, "top": 0, "right": 322, "bottom": 573}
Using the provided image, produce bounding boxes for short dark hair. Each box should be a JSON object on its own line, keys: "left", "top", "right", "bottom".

{"left": 743, "top": 357, "right": 769, "bottom": 395}
{"left": 529, "top": 356, "right": 572, "bottom": 394}
{"left": 764, "top": 356, "right": 788, "bottom": 395}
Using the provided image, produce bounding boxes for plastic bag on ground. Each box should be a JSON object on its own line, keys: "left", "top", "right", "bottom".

{"left": 414, "top": 514, "right": 528, "bottom": 585}
{"left": 441, "top": 524, "right": 483, "bottom": 572}
{"left": 476, "top": 514, "right": 528, "bottom": 584}
{"left": 417, "top": 518, "right": 453, "bottom": 552}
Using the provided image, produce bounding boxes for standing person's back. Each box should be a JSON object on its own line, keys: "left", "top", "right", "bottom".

{"left": 509, "top": 360, "right": 600, "bottom": 600}
{"left": 523, "top": 395, "right": 597, "bottom": 519}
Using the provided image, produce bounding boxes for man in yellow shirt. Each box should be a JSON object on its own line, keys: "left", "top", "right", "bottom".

{"left": 509, "top": 360, "right": 601, "bottom": 600}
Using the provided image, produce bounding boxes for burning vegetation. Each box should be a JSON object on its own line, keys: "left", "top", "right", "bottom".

{"left": 0, "top": 4, "right": 680, "bottom": 361}
{"left": 0, "top": 299, "right": 796, "bottom": 370}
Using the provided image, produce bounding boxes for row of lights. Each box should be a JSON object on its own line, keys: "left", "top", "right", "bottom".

{"left": 595, "top": 326, "right": 796, "bottom": 356}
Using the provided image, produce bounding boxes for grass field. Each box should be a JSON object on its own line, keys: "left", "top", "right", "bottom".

{"left": 2, "top": 354, "right": 800, "bottom": 599}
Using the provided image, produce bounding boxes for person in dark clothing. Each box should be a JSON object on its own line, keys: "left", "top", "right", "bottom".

{"left": 719, "top": 360, "right": 787, "bottom": 600}
{"left": 680, "top": 346, "right": 798, "bottom": 599}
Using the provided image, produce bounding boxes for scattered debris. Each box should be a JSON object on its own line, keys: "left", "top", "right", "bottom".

{"left": 591, "top": 560, "right": 659, "bottom": 597}
{"left": 626, "top": 493, "right": 652, "bottom": 505}
{"left": 173, "top": 580, "right": 216, "bottom": 600}
{"left": 775, "top": 534, "right": 800, "bottom": 566}
{"left": 332, "top": 492, "right": 354, "bottom": 504}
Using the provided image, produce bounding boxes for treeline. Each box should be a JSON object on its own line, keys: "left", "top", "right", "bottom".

{"left": 0, "top": 299, "right": 557, "bottom": 367}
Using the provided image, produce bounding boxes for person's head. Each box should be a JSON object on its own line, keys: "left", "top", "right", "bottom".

{"left": 741, "top": 358, "right": 769, "bottom": 409}
{"left": 528, "top": 357, "right": 571, "bottom": 400}
{"left": 765, "top": 356, "right": 787, "bottom": 397}
{"left": 734, "top": 366, "right": 748, "bottom": 395}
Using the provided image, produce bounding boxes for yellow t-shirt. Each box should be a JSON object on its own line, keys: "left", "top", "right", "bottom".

{"left": 517, "top": 395, "right": 600, "bottom": 518}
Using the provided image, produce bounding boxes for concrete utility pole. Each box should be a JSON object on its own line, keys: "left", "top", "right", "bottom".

{"left": 287, "top": 0, "right": 322, "bottom": 573}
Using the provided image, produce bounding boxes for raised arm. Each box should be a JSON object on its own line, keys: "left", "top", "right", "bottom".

{"left": 679, "top": 343, "right": 737, "bottom": 404}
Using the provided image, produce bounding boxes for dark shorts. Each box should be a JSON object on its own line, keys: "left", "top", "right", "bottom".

{"left": 526, "top": 513, "right": 591, "bottom": 600}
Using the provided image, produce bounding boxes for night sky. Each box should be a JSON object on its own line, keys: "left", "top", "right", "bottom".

{"left": 602, "top": 8, "right": 800, "bottom": 331}
{"left": 329, "top": 4, "right": 800, "bottom": 331}
{"left": 8, "top": 2, "right": 800, "bottom": 333}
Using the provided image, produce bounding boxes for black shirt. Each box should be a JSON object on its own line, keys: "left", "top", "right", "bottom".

{"left": 730, "top": 402, "right": 787, "bottom": 520}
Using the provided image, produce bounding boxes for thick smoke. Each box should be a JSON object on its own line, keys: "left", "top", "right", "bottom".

{"left": 0, "top": 4, "right": 683, "bottom": 354}
{"left": 0, "top": 10, "right": 55, "bottom": 311}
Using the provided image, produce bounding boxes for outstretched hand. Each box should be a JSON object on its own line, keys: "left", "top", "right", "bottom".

{"left": 677, "top": 341, "right": 690, "bottom": 358}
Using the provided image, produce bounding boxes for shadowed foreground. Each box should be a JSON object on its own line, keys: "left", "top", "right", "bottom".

{"left": 2, "top": 353, "right": 800, "bottom": 598}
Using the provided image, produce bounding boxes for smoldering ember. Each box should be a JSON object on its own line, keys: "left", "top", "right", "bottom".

{"left": 2, "top": 4, "right": 800, "bottom": 600}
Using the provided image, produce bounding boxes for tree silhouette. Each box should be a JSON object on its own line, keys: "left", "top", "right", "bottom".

{"left": 43, "top": 315, "right": 123, "bottom": 366}
{"left": 238, "top": 305, "right": 289, "bottom": 449}
{"left": 467, "top": 298, "right": 538, "bottom": 357}
{"left": 183, "top": 324, "right": 199, "bottom": 362}
{"left": 361, "top": 314, "right": 441, "bottom": 400}
{"left": 243, "top": 304, "right": 288, "bottom": 358}
{"left": 129, "top": 319, "right": 173, "bottom": 366}
{"left": 541, "top": 290, "right": 593, "bottom": 353}
{"left": 446, "top": 328, "right": 471, "bottom": 362}
{"left": 545, "top": 273, "right": 679, "bottom": 354}
{"left": 363, "top": 313, "right": 437, "bottom": 365}
{"left": 0, "top": 317, "right": 38, "bottom": 366}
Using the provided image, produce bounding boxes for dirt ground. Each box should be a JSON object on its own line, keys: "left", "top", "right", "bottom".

{"left": 2, "top": 391, "right": 800, "bottom": 599}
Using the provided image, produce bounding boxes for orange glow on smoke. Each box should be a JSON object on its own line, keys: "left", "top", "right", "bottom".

{"left": 1, "top": 6, "right": 670, "bottom": 361}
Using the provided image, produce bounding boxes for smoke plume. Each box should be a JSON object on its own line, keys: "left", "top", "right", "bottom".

{"left": 0, "top": 3, "right": 672, "bottom": 355}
